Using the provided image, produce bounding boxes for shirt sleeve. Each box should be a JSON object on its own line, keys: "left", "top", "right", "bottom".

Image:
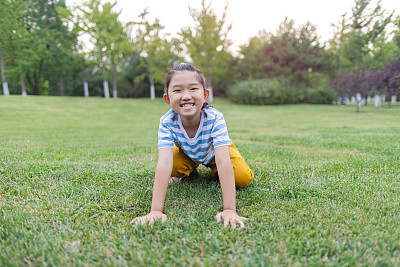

{"left": 211, "top": 114, "right": 231, "bottom": 148}
{"left": 158, "top": 121, "right": 175, "bottom": 149}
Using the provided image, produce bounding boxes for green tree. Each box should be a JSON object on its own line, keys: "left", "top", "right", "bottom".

{"left": 0, "top": 41, "right": 9, "bottom": 95}
{"left": 262, "top": 18, "right": 332, "bottom": 86}
{"left": 180, "top": 0, "right": 232, "bottom": 100}
{"left": 107, "top": 13, "right": 132, "bottom": 98}
{"left": 10, "top": 0, "right": 79, "bottom": 96}
{"left": 328, "top": 14, "right": 352, "bottom": 73}
{"left": 237, "top": 31, "right": 269, "bottom": 81}
{"left": 57, "top": 6, "right": 90, "bottom": 97}
{"left": 392, "top": 15, "right": 400, "bottom": 55}
{"left": 330, "top": 0, "right": 393, "bottom": 71}
{"left": 134, "top": 9, "right": 183, "bottom": 99}
{"left": 50, "top": 3, "right": 79, "bottom": 96}
{"left": 0, "top": 0, "right": 29, "bottom": 95}
{"left": 76, "top": 0, "right": 130, "bottom": 98}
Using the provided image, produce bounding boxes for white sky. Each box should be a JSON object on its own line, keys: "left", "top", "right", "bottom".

{"left": 67, "top": 0, "right": 399, "bottom": 53}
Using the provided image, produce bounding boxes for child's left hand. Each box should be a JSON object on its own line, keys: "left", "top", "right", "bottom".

{"left": 215, "top": 210, "right": 247, "bottom": 229}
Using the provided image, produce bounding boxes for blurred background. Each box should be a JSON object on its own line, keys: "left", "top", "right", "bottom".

{"left": 0, "top": 0, "right": 399, "bottom": 105}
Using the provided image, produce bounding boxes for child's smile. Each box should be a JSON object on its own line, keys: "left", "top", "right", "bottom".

{"left": 181, "top": 103, "right": 194, "bottom": 110}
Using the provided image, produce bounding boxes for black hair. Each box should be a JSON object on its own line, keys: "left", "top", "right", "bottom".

{"left": 164, "top": 63, "right": 211, "bottom": 108}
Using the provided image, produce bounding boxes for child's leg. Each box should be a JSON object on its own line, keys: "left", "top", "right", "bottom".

{"left": 172, "top": 145, "right": 198, "bottom": 178}
{"left": 206, "top": 142, "right": 254, "bottom": 188}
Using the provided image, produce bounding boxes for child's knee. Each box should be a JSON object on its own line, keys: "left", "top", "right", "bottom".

{"left": 234, "top": 167, "right": 254, "bottom": 188}
{"left": 172, "top": 146, "right": 197, "bottom": 177}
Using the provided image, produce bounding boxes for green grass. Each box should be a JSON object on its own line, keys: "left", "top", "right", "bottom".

{"left": 1, "top": 96, "right": 400, "bottom": 266}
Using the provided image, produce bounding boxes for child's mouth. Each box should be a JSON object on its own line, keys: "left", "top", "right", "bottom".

{"left": 181, "top": 103, "right": 194, "bottom": 110}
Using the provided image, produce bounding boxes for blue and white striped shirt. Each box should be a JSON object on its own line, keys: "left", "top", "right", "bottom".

{"left": 158, "top": 107, "right": 231, "bottom": 165}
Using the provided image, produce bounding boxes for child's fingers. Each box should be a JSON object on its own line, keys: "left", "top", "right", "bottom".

{"left": 161, "top": 214, "right": 168, "bottom": 222}
{"left": 238, "top": 219, "right": 245, "bottom": 229}
{"left": 149, "top": 216, "right": 157, "bottom": 225}
{"left": 230, "top": 219, "right": 237, "bottom": 229}
{"left": 130, "top": 217, "right": 143, "bottom": 225}
{"left": 223, "top": 218, "right": 229, "bottom": 228}
{"left": 229, "top": 217, "right": 245, "bottom": 229}
{"left": 215, "top": 213, "right": 222, "bottom": 222}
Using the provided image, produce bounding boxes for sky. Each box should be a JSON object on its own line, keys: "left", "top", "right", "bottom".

{"left": 67, "top": 0, "right": 400, "bottom": 53}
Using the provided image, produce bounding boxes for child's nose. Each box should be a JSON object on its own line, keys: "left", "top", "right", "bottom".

{"left": 182, "top": 90, "right": 192, "bottom": 99}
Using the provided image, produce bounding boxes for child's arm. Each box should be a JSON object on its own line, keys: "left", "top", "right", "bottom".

{"left": 214, "top": 145, "right": 247, "bottom": 229}
{"left": 130, "top": 148, "right": 173, "bottom": 225}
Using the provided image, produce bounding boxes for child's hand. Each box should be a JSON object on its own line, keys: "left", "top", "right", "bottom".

{"left": 130, "top": 211, "right": 167, "bottom": 225}
{"left": 215, "top": 210, "right": 247, "bottom": 229}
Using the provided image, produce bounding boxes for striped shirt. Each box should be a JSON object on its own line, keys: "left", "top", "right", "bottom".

{"left": 158, "top": 107, "right": 231, "bottom": 165}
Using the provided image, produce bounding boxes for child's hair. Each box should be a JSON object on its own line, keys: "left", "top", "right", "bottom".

{"left": 164, "top": 63, "right": 211, "bottom": 108}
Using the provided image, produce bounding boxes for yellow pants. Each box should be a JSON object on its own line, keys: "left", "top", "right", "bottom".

{"left": 171, "top": 142, "right": 254, "bottom": 188}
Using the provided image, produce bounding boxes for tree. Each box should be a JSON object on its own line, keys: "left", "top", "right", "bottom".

{"left": 383, "top": 58, "right": 400, "bottom": 108}
{"left": 0, "top": 42, "right": 9, "bottom": 95}
{"left": 133, "top": 9, "right": 183, "bottom": 99}
{"left": 328, "top": 14, "right": 353, "bottom": 73}
{"left": 5, "top": 0, "right": 80, "bottom": 96}
{"left": 392, "top": 15, "right": 400, "bottom": 57}
{"left": 180, "top": 0, "right": 232, "bottom": 100}
{"left": 0, "top": 0, "right": 29, "bottom": 95}
{"left": 330, "top": 0, "right": 393, "bottom": 71}
{"left": 107, "top": 13, "right": 132, "bottom": 99}
{"left": 349, "top": 68, "right": 371, "bottom": 112}
{"left": 237, "top": 31, "right": 269, "bottom": 81}
{"left": 57, "top": 6, "right": 91, "bottom": 97}
{"left": 76, "top": 0, "right": 130, "bottom": 98}
{"left": 262, "top": 18, "right": 332, "bottom": 87}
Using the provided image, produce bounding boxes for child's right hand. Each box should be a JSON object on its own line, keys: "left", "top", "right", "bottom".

{"left": 130, "top": 211, "right": 167, "bottom": 225}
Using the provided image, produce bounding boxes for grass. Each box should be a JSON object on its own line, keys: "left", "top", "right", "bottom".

{"left": 1, "top": 95, "right": 400, "bottom": 266}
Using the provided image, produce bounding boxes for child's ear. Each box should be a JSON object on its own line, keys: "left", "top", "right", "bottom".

{"left": 204, "top": 89, "right": 210, "bottom": 101}
{"left": 163, "top": 93, "right": 170, "bottom": 104}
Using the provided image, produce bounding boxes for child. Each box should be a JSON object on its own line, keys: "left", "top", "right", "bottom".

{"left": 131, "top": 63, "right": 254, "bottom": 229}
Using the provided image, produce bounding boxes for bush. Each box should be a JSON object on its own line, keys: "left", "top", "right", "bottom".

{"left": 228, "top": 78, "right": 337, "bottom": 105}
{"left": 228, "top": 78, "right": 297, "bottom": 105}
{"left": 306, "top": 86, "right": 337, "bottom": 104}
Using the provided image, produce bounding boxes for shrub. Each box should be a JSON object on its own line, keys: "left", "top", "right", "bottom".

{"left": 228, "top": 78, "right": 297, "bottom": 105}
{"left": 306, "top": 86, "right": 337, "bottom": 104}
{"left": 228, "top": 78, "right": 337, "bottom": 105}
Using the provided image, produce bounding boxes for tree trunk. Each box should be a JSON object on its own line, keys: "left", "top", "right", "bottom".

{"left": 391, "top": 95, "right": 397, "bottom": 105}
{"left": 100, "top": 51, "right": 110, "bottom": 98}
{"left": 26, "top": 73, "right": 39, "bottom": 95}
{"left": 20, "top": 74, "right": 27, "bottom": 96}
{"left": 0, "top": 42, "right": 10, "bottom": 96}
{"left": 59, "top": 71, "right": 64, "bottom": 96}
{"left": 207, "top": 60, "right": 213, "bottom": 103}
{"left": 356, "top": 93, "right": 361, "bottom": 112}
{"left": 83, "top": 61, "right": 89, "bottom": 97}
{"left": 149, "top": 56, "right": 155, "bottom": 100}
{"left": 149, "top": 70, "right": 155, "bottom": 100}
{"left": 374, "top": 95, "right": 381, "bottom": 107}
{"left": 102, "top": 64, "right": 110, "bottom": 99}
{"left": 112, "top": 68, "right": 117, "bottom": 99}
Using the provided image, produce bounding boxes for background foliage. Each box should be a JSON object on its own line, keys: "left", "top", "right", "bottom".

{"left": 0, "top": 0, "right": 399, "bottom": 101}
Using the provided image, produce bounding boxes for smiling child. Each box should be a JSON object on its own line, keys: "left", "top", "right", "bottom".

{"left": 131, "top": 63, "right": 254, "bottom": 228}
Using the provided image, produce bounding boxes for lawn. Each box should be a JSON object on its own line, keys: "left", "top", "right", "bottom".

{"left": 1, "top": 96, "right": 400, "bottom": 266}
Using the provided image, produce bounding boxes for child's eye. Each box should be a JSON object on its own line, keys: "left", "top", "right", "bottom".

{"left": 173, "top": 89, "right": 181, "bottom": 93}
{"left": 191, "top": 87, "right": 199, "bottom": 91}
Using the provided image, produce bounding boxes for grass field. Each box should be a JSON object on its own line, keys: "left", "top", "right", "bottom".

{"left": 1, "top": 96, "right": 400, "bottom": 266}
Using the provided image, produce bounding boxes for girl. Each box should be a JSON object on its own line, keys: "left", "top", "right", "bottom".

{"left": 131, "top": 63, "right": 254, "bottom": 229}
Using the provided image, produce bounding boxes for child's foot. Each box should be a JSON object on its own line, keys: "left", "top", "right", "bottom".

{"left": 169, "top": 168, "right": 200, "bottom": 184}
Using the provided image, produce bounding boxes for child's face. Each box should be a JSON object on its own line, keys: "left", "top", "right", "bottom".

{"left": 164, "top": 71, "right": 209, "bottom": 121}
